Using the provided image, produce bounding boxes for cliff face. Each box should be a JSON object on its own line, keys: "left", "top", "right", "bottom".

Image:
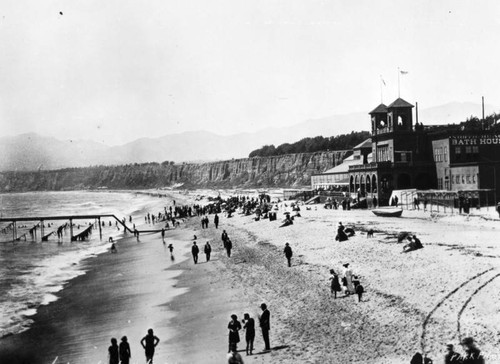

{"left": 0, "top": 151, "right": 350, "bottom": 192}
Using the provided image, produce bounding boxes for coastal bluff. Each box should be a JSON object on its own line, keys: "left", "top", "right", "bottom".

{"left": 0, "top": 150, "right": 350, "bottom": 192}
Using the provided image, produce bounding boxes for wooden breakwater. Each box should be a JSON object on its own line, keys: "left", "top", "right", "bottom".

{"left": 0, "top": 214, "right": 166, "bottom": 242}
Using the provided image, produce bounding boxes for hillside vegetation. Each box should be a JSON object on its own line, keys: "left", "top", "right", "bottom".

{"left": 249, "top": 131, "right": 371, "bottom": 157}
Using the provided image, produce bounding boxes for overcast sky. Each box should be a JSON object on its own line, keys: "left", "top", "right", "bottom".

{"left": 1, "top": 0, "right": 499, "bottom": 145}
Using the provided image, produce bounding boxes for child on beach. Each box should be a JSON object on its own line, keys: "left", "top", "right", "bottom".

{"left": 329, "top": 269, "right": 341, "bottom": 299}
{"left": 353, "top": 276, "right": 364, "bottom": 302}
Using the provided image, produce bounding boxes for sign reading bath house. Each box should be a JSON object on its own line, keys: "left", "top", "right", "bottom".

{"left": 451, "top": 135, "right": 500, "bottom": 145}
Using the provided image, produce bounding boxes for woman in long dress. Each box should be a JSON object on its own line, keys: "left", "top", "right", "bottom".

{"left": 343, "top": 263, "right": 355, "bottom": 294}
{"left": 228, "top": 314, "right": 242, "bottom": 353}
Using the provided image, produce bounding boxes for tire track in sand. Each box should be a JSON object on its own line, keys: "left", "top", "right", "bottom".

{"left": 420, "top": 267, "right": 497, "bottom": 357}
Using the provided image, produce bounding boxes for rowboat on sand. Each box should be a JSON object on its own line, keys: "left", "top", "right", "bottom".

{"left": 372, "top": 208, "right": 403, "bottom": 217}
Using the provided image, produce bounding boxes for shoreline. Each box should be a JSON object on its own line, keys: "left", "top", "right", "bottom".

{"left": 0, "top": 226, "right": 194, "bottom": 364}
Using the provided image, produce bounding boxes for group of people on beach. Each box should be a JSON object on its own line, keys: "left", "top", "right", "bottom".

{"left": 107, "top": 329, "right": 159, "bottom": 364}
{"left": 191, "top": 240, "right": 213, "bottom": 263}
{"left": 227, "top": 303, "right": 271, "bottom": 363}
{"left": 410, "top": 336, "right": 484, "bottom": 364}
{"left": 329, "top": 264, "right": 364, "bottom": 302}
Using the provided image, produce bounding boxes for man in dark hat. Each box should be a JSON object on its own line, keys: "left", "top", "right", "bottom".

{"left": 191, "top": 241, "right": 199, "bottom": 264}
{"left": 204, "top": 241, "right": 212, "bottom": 262}
{"left": 460, "top": 337, "right": 484, "bottom": 364}
{"left": 284, "top": 243, "right": 293, "bottom": 267}
{"left": 259, "top": 303, "right": 271, "bottom": 351}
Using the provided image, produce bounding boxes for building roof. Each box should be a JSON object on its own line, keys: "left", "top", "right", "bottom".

{"left": 387, "top": 98, "right": 414, "bottom": 108}
{"left": 369, "top": 104, "right": 388, "bottom": 114}
{"left": 321, "top": 154, "right": 362, "bottom": 174}
{"left": 353, "top": 138, "right": 372, "bottom": 150}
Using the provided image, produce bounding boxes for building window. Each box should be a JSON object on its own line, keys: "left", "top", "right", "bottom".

{"left": 455, "top": 175, "right": 460, "bottom": 184}
{"left": 438, "top": 178, "right": 443, "bottom": 189}
{"left": 455, "top": 147, "right": 461, "bottom": 154}
{"left": 445, "top": 178, "right": 450, "bottom": 190}
{"left": 466, "top": 174, "right": 471, "bottom": 184}
{"left": 472, "top": 146, "right": 479, "bottom": 153}
{"left": 465, "top": 146, "right": 472, "bottom": 154}
{"left": 444, "top": 147, "right": 448, "bottom": 162}
{"left": 472, "top": 174, "right": 476, "bottom": 183}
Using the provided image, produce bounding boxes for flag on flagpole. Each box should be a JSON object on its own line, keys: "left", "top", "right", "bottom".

{"left": 400, "top": 70, "right": 409, "bottom": 75}
{"left": 380, "top": 75, "right": 386, "bottom": 86}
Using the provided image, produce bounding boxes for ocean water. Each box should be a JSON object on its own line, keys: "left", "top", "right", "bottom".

{"left": 0, "top": 191, "right": 166, "bottom": 339}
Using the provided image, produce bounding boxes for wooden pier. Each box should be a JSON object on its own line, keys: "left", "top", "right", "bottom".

{"left": 0, "top": 214, "right": 166, "bottom": 242}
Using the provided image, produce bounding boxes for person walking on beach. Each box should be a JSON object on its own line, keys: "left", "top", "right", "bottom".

{"left": 214, "top": 213, "right": 219, "bottom": 229}
{"left": 225, "top": 239, "right": 233, "bottom": 257}
{"left": 259, "top": 303, "right": 271, "bottom": 351}
{"left": 204, "top": 241, "right": 212, "bottom": 262}
{"left": 284, "top": 243, "right": 293, "bottom": 267}
{"left": 140, "top": 329, "right": 160, "bottom": 364}
{"left": 228, "top": 314, "right": 242, "bottom": 353}
{"left": 242, "top": 313, "right": 255, "bottom": 355}
{"left": 329, "top": 269, "right": 341, "bottom": 299}
{"left": 168, "top": 243, "right": 174, "bottom": 260}
{"left": 119, "top": 336, "right": 131, "bottom": 364}
{"left": 192, "top": 242, "right": 199, "bottom": 264}
{"left": 108, "top": 338, "right": 119, "bottom": 364}
{"left": 161, "top": 228, "right": 165, "bottom": 243}
{"left": 222, "top": 230, "right": 228, "bottom": 246}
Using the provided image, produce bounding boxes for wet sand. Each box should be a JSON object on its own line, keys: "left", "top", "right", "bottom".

{"left": 0, "top": 227, "right": 192, "bottom": 364}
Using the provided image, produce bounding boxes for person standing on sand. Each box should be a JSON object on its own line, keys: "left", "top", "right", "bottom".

{"left": 168, "top": 243, "right": 174, "bottom": 260}
{"left": 444, "top": 344, "right": 460, "bottom": 364}
{"left": 259, "top": 303, "right": 271, "bottom": 351}
{"left": 204, "top": 241, "right": 212, "bottom": 262}
{"left": 119, "top": 336, "right": 131, "bottom": 364}
{"left": 242, "top": 313, "right": 255, "bottom": 355}
{"left": 161, "top": 228, "right": 165, "bottom": 243}
{"left": 343, "top": 263, "right": 354, "bottom": 294}
{"left": 214, "top": 213, "right": 220, "bottom": 229}
{"left": 192, "top": 242, "right": 199, "bottom": 264}
{"left": 225, "top": 239, "right": 233, "bottom": 257}
{"left": 460, "top": 337, "right": 484, "bottom": 364}
{"left": 108, "top": 338, "right": 119, "bottom": 364}
{"left": 140, "top": 329, "right": 160, "bottom": 364}
{"left": 228, "top": 314, "right": 242, "bottom": 353}
{"left": 329, "top": 269, "right": 341, "bottom": 299}
{"left": 222, "top": 230, "right": 228, "bottom": 246}
{"left": 284, "top": 243, "right": 293, "bottom": 267}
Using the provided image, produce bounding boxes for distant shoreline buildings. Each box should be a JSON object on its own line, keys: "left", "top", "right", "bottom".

{"left": 311, "top": 97, "right": 500, "bottom": 206}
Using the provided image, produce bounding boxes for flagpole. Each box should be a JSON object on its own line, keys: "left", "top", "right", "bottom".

{"left": 397, "top": 67, "right": 400, "bottom": 98}
{"left": 380, "top": 76, "right": 383, "bottom": 103}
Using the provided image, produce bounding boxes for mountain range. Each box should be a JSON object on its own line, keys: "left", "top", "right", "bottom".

{"left": 0, "top": 101, "right": 495, "bottom": 171}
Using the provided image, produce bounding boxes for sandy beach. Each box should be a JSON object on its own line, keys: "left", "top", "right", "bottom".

{"left": 1, "top": 192, "right": 500, "bottom": 364}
